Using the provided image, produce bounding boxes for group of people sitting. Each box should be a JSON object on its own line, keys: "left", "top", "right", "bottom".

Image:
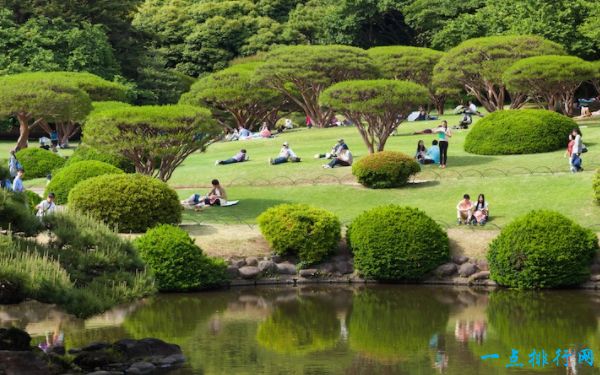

{"left": 414, "top": 140, "right": 440, "bottom": 165}
{"left": 456, "top": 194, "right": 489, "bottom": 226}
{"left": 315, "top": 139, "right": 353, "bottom": 168}
{"left": 225, "top": 123, "right": 274, "bottom": 141}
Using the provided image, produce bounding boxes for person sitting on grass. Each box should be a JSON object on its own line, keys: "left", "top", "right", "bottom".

{"left": 456, "top": 194, "right": 473, "bottom": 225}
{"left": 238, "top": 126, "right": 252, "bottom": 139}
{"left": 269, "top": 142, "right": 300, "bottom": 165}
{"left": 472, "top": 194, "right": 489, "bottom": 226}
{"left": 315, "top": 139, "right": 347, "bottom": 159}
{"left": 466, "top": 101, "right": 483, "bottom": 117}
{"left": 453, "top": 112, "right": 472, "bottom": 129}
{"left": 181, "top": 179, "right": 228, "bottom": 209}
{"left": 216, "top": 149, "right": 248, "bottom": 165}
{"left": 36, "top": 192, "right": 56, "bottom": 218}
{"left": 323, "top": 144, "right": 352, "bottom": 168}
{"left": 415, "top": 140, "right": 427, "bottom": 163}
{"left": 425, "top": 140, "right": 440, "bottom": 165}
{"left": 12, "top": 168, "right": 24, "bottom": 193}
{"left": 259, "top": 123, "right": 272, "bottom": 138}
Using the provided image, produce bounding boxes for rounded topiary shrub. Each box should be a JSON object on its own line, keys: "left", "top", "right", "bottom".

{"left": 68, "top": 174, "right": 181, "bottom": 232}
{"left": 464, "top": 109, "right": 576, "bottom": 155}
{"left": 257, "top": 204, "right": 341, "bottom": 264}
{"left": 348, "top": 205, "right": 449, "bottom": 281}
{"left": 352, "top": 151, "right": 420, "bottom": 189}
{"left": 15, "top": 148, "right": 65, "bottom": 179}
{"left": 65, "top": 144, "right": 135, "bottom": 173}
{"left": 487, "top": 210, "right": 597, "bottom": 289}
{"left": 46, "top": 161, "right": 123, "bottom": 204}
{"left": 23, "top": 190, "right": 42, "bottom": 213}
{"left": 134, "top": 224, "right": 228, "bottom": 291}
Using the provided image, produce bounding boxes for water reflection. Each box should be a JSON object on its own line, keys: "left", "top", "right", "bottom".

{"left": 1, "top": 286, "right": 600, "bottom": 374}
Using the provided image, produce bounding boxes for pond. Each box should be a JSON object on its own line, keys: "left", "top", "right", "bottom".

{"left": 2, "top": 285, "right": 600, "bottom": 374}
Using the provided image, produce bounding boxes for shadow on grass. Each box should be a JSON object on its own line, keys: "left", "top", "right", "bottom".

{"left": 406, "top": 180, "right": 440, "bottom": 189}
{"left": 445, "top": 155, "right": 498, "bottom": 167}
{"left": 181, "top": 198, "right": 290, "bottom": 225}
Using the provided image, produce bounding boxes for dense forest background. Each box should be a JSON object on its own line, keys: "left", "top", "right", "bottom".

{"left": 1, "top": 0, "right": 598, "bottom": 105}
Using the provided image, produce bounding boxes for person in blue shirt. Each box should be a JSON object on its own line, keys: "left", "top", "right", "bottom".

{"left": 12, "top": 168, "right": 25, "bottom": 193}
{"left": 215, "top": 149, "right": 248, "bottom": 165}
{"left": 425, "top": 140, "right": 441, "bottom": 164}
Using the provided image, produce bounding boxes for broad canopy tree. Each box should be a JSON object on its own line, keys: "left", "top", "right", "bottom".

{"left": 83, "top": 105, "right": 220, "bottom": 181}
{"left": 0, "top": 72, "right": 129, "bottom": 149}
{"left": 0, "top": 73, "right": 93, "bottom": 150}
{"left": 503, "top": 55, "right": 597, "bottom": 115}
{"left": 433, "top": 35, "right": 566, "bottom": 112}
{"left": 368, "top": 46, "right": 446, "bottom": 114}
{"left": 180, "top": 62, "right": 284, "bottom": 131}
{"left": 257, "top": 45, "right": 377, "bottom": 128}
{"left": 320, "top": 80, "right": 429, "bottom": 153}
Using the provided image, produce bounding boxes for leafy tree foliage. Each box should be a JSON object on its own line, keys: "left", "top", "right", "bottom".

{"left": 132, "top": 0, "right": 302, "bottom": 77}
{"left": 433, "top": 35, "right": 565, "bottom": 112}
{"left": 1, "top": 0, "right": 146, "bottom": 78}
{"left": 320, "top": 80, "right": 428, "bottom": 152}
{"left": 258, "top": 45, "right": 377, "bottom": 128}
{"left": 83, "top": 105, "right": 219, "bottom": 181}
{"left": 503, "top": 55, "right": 596, "bottom": 115}
{"left": 180, "top": 62, "right": 284, "bottom": 130}
{"left": 368, "top": 46, "right": 446, "bottom": 114}
{"left": 0, "top": 9, "right": 119, "bottom": 79}
{"left": 0, "top": 73, "right": 92, "bottom": 150}
{"left": 432, "top": 0, "right": 597, "bottom": 60}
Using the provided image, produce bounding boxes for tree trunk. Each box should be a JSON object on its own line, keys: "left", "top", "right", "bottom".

{"left": 432, "top": 94, "right": 446, "bottom": 115}
{"left": 15, "top": 113, "right": 30, "bottom": 150}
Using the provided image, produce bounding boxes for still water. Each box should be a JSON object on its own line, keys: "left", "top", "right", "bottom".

{"left": 2, "top": 285, "right": 600, "bottom": 375}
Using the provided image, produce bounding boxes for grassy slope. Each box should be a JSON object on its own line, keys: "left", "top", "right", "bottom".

{"left": 3, "top": 115, "right": 599, "bottom": 229}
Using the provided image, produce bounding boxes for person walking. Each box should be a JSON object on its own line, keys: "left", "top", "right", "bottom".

{"left": 434, "top": 120, "right": 452, "bottom": 168}
{"left": 570, "top": 128, "right": 583, "bottom": 173}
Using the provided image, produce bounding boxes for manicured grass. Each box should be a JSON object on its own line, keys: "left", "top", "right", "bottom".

{"left": 3, "top": 114, "right": 599, "bottom": 229}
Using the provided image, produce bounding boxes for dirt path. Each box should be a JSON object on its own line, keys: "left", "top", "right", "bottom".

{"left": 179, "top": 223, "right": 501, "bottom": 260}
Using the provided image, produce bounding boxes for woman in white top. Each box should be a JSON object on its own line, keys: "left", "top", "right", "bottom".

{"left": 570, "top": 128, "right": 583, "bottom": 173}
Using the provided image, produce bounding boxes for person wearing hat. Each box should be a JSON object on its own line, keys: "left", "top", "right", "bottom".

{"left": 323, "top": 144, "right": 353, "bottom": 168}
{"left": 314, "top": 139, "right": 348, "bottom": 159}
{"left": 269, "top": 142, "right": 300, "bottom": 165}
{"left": 36, "top": 192, "right": 56, "bottom": 218}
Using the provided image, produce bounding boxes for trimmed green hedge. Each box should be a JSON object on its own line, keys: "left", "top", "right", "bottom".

{"left": 23, "top": 190, "right": 42, "bottom": 214}
{"left": 0, "top": 191, "right": 41, "bottom": 235}
{"left": 68, "top": 174, "right": 181, "bottom": 232}
{"left": 258, "top": 204, "right": 341, "bottom": 264}
{"left": 348, "top": 205, "right": 449, "bottom": 281}
{"left": 46, "top": 161, "right": 123, "bottom": 204}
{"left": 134, "top": 225, "right": 228, "bottom": 291}
{"left": 65, "top": 144, "right": 135, "bottom": 173}
{"left": 464, "top": 109, "right": 576, "bottom": 155}
{"left": 352, "top": 151, "right": 420, "bottom": 189}
{"left": 488, "top": 210, "right": 598, "bottom": 288}
{"left": 15, "top": 148, "right": 65, "bottom": 179}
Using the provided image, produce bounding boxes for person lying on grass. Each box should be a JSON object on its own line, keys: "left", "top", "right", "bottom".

{"left": 315, "top": 138, "right": 347, "bottom": 159}
{"left": 269, "top": 142, "right": 301, "bottom": 165}
{"left": 181, "top": 179, "right": 227, "bottom": 209}
{"left": 215, "top": 149, "right": 248, "bottom": 165}
{"left": 323, "top": 144, "right": 353, "bottom": 168}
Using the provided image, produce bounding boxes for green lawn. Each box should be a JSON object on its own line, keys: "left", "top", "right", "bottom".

{"left": 3, "top": 113, "right": 600, "bottom": 229}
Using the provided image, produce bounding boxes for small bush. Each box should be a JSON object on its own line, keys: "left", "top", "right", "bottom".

{"left": 464, "top": 109, "right": 577, "bottom": 155}
{"left": 134, "top": 225, "right": 228, "bottom": 292}
{"left": 594, "top": 170, "right": 600, "bottom": 203}
{"left": 348, "top": 205, "right": 449, "bottom": 281}
{"left": 68, "top": 174, "right": 181, "bottom": 232}
{"left": 65, "top": 144, "right": 135, "bottom": 173}
{"left": 352, "top": 151, "right": 420, "bottom": 189}
{"left": 46, "top": 161, "right": 123, "bottom": 204}
{"left": 487, "top": 210, "right": 598, "bottom": 288}
{"left": 23, "top": 190, "right": 42, "bottom": 214}
{"left": 15, "top": 148, "right": 65, "bottom": 179}
{"left": 0, "top": 191, "right": 41, "bottom": 235}
{"left": 258, "top": 204, "right": 341, "bottom": 264}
